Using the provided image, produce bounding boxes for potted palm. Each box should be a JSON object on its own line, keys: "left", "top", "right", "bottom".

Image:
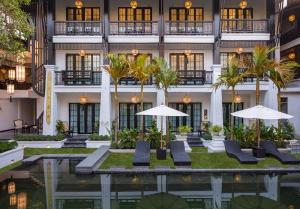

{"left": 176, "top": 126, "right": 192, "bottom": 141}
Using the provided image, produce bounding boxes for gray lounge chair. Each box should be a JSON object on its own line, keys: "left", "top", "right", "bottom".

{"left": 133, "top": 141, "right": 150, "bottom": 166}
{"left": 224, "top": 140, "right": 258, "bottom": 164}
{"left": 170, "top": 141, "right": 191, "bottom": 166}
{"left": 261, "top": 140, "right": 300, "bottom": 164}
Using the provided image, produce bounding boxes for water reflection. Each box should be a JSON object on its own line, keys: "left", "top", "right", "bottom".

{"left": 0, "top": 158, "right": 299, "bottom": 209}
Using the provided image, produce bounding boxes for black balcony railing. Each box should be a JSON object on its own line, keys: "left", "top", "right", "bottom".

{"left": 54, "top": 21, "right": 103, "bottom": 35}
{"left": 177, "top": 70, "right": 213, "bottom": 85}
{"left": 221, "top": 68, "right": 268, "bottom": 82}
{"left": 118, "top": 77, "right": 154, "bottom": 85}
{"left": 55, "top": 71, "right": 102, "bottom": 85}
{"left": 109, "top": 21, "right": 159, "bottom": 35}
{"left": 221, "top": 19, "right": 269, "bottom": 33}
{"left": 165, "top": 21, "right": 213, "bottom": 35}
{"left": 0, "top": 81, "right": 32, "bottom": 90}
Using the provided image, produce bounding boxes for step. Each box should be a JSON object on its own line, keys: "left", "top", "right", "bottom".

{"left": 62, "top": 144, "right": 86, "bottom": 148}
{"left": 64, "top": 141, "right": 87, "bottom": 145}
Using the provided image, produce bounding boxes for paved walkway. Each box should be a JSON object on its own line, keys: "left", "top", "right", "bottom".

{"left": 0, "top": 131, "right": 14, "bottom": 140}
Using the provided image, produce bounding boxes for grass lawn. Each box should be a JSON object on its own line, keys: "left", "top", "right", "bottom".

{"left": 100, "top": 152, "right": 300, "bottom": 169}
{"left": 0, "top": 161, "right": 22, "bottom": 175}
{"left": 191, "top": 147, "right": 208, "bottom": 153}
{"left": 24, "top": 148, "right": 96, "bottom": 156}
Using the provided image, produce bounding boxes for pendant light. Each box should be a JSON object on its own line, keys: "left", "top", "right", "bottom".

{"left": 239, "top": 0, "right": 247, "bottom": 9}
{"left": 131, "top": 95, "right": 140, "bottom": 104}
{"left": 184, "top": 50, "right": 192, "bottom": 57}
{"left": 185, "top": 0, "right": 192, "bottom": 9}
{"left": 16, "top": 65, "right": 26, "bottom": 82}
{"left": 131, "top": 48, "right": 139, "bottom": 56}
{"left": 7, "top": 84, "right": 15, "bottom": 95}
{"left": 130, "top": 0, "right": 138, "bottom": 9}
{"left": 75, "top": 0, "right": 83, "bottom": 9}
{"left": 288, "top": 14, "right": 296, "bottom": 23}
{"left": 80, "top": 96, "right": 88, "bottom": 105}
{"left": 10, "top": 194, "right": 17, "bottom": 206}
{"left": 234, "top": 95, "right": 242, "bottom": 103}
{"left": 7, "top": 181, "right": 15, "bottom": 194}
{"left": 236, "top": 48, "right": 243, "bottom": 54}
{"left": 288, "top": 52, "right": 296, "bottom": 60}
{"left": 79, "top": 50, "right": 86, "bottom": 57}
{"left": 182, "top": 95, "right": 192, "bottom": 104}
{"left": 8, "top": 69, "right": 16, "bottom": 80}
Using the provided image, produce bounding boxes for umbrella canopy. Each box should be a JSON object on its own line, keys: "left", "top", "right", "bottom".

{"left": 136, "top": 105, "right": 188, "bottom": 117}
{"left": 230, "top": 195, "right": 286, "bottom": 209}
{"left": 231, "top": 105, "right": 293, "bottom": 120}
{"left": 136, "top": 192, "right": 189, "bottom": 209}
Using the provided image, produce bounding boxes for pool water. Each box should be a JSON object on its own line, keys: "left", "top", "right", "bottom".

{"left": 0, "top": 158, "right": 299, "bottom": 209}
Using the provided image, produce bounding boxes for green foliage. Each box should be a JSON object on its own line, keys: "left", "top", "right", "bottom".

{"left": 145, "top": 121, "right": 160, "bottom": 149}
{"left": 178, "top": 126, "right": 192, "bottom": 135}
{"left": 117, "top": 129, "right": 139, "bottom": 149}
{"left": 0, "top": 141, "right": 17, "bottom": 153}
{"left": 88, "top": 134, "right": 111, "bottom": 141}
{"left": 56, "top": 120, "right": 65, "bottom": 134}
{"left": 210, "top": 125, "right": 222, "bottom": 136}
{"left": 15, "top": 134, "right": 64, "bottom": 141}
{"left": 202, "top": 132, "right": 212, "bottom": 141}
{"left": 0, "top": 0, "right": 34, "bottom": 56}
{"left": 201, "top": 121, "right": 211, "bottom": 132}
{"left": 94, "top": 121, "right": 99, "bottom": 134}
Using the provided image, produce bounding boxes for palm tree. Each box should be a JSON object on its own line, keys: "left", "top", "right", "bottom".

{"left": 103, "top": 53, "right": 129, "bottom": 142}
{"left": 153, "top": 57, "right": 179, "bottom": 146}
{"left": 213, "top": 57, "right": 244, "bottom": 140}
{"left": 242, "top": 45, "right": 279, "bottom": 147}
{"left": 129, "top": 54, "right": 157, "bottom": 138}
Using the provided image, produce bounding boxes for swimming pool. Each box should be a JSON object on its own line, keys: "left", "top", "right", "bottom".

{"left": 0, "top": 158, "right": 299, "bottom": 209}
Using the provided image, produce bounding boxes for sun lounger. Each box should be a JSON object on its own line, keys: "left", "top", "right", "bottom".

{"left": 224, "top": 140, "right": 258, "bottom": 164}
{"left": 170, "top": 141, "right": 191, "bottom": 166}
{"left": 133, "top": 141, "right": 150, "bottom": 166}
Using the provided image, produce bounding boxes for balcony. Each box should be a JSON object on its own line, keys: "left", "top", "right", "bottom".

{"left": 108, "top": 21, "right": 159, "bottom": 43}
{"left": 53, "top": 21, "right": 103, "bottom": 43}
{"left": 221, "top": 19, "right": 270, "bottom": 41}
{"left": 221, "top": 68, "right": 268, "bottom": 83}
{"left": 118, "top": 77, "right": 154, "bottom": 85}
{"left": 0, "top": 81, "right": 32, "bottom": 90}
{"left": 55, "top": 71, "right": 102, "bottom": 86}
{"left": 177, "top": 70, "right": 213, "bottom": 85}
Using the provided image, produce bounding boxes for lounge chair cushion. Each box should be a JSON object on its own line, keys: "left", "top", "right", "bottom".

{"left": 170, "top": 141, "right": 191, "bottom": 166}
{"left": 133, "top": 141, "right": 150, "bottom": 166}
{"left": 224, "top": 140, "right": 257, "bottom": 164}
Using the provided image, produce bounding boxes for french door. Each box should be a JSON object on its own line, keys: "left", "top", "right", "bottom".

{"left": 221, "top": 8, "right": 253, "bottom": 32}
{"left": 223, "top": 103, "right": 243, "bottom": 127}
{"left": 69, "top": 103, "right": 100, "bottom": 134}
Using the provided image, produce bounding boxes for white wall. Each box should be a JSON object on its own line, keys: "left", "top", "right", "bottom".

{"left": 0, "top": 99, "right": 18, "bottom": 130}
{"left": 282, "top": 92, "right": 300, "bottom": 138}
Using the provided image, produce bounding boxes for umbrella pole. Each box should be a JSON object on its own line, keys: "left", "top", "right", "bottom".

{"left": 160, "top": 116, "right": 163, "bottom": 148}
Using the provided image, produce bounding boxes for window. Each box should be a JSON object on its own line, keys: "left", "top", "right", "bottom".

{"left": 169, "top": 103, "right": 202, "bottom": 132}
{"left": 223, "top": 103, "right": 244, "bottom": 127}
{"left": 221, "top": 8, "right": 253, "bottom": 32}
{"left": 66, "top": 54, "right": 101, "bottom": 71}
{"left": 66, "top": 7, "right": 101, "bottom": 21}
{"left": 280, "top": 97, "right": 288, "bottom": 114}
{"left": 119, "top": 103, "right": 152, "bottom": 130}
{"left": 221, "top": 52, "right": 252, "bottom": 68}
{"left": 170, "top": 53, "right": 204, "bottom": 76}
{"left": 169, "top": 8, "right": 203, "bottom": 21}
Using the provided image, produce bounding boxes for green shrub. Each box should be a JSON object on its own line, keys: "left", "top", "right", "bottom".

{"left": 178, "top": 126, "right": 192, "bottom": 135}
{"left": 0, "top": 141, "right": 17, "bottom": 153}
{"left": 210, "top": 125, "right": 222, "bottom": 136}
{"left": 88, "top": 134, "right": 111, "bottom": 141}
{"left": 145, "top": 121, "right": 160, "bottom": 149}
{"left": 15, "top": 134, "right": 64, "bottom": 141}
{"left": 56, "top": 120, "right": 65, "bottom": 134}
{"left": 118, "top": 129, "right": 139, "bottom": 149}
{"left": 202, "top": 132, "right": 212, "bottom": 140}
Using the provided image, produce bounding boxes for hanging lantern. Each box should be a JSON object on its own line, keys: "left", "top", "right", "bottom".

{"left": 288, "top": 14, "right": 296, "bottom": 23}
{"left": 288, "top": 205, "right": 295, "bottom": 209}
{"left": 131, "top": 96, "right": 140, "bottom": 104}
{"left": 79, "top": 50, "right": 86, "bottom": 57}
{"left": 10, "top": 194, "right": 17, "bottom": 206}
{"left": 7, "top": 84, "right": 15, "bottom": 95}
{"left": 16, "top": 65, "right": 26, "bottom": 82}
{"left": 234, "top": 174, "right": 241, "bottom": 183}
{"left": 17, "top": 192, "right": 27, "bottom": 209}
{"left": 288, "top": 52, "right": 296, "bottom": 60}
{"left": 236, "top": 48, "right": 243, "bottom": 54}
{"left": 234, "top": 95, "right": 242, "bottom": 103}
{"left": 239, "top": 0, "right": 247, "bottom": 9}
{"left": 130, "top": 0, "right": 138, "bottom": 9}
{"left": 184, "top": 50, "right": 192, "bottom": 57}
{"left": 79, "top": 96, "right": 88, "bottom": 105}
{"left": 8, "top": 69, "right": 16, "bottom": 80}
{"left": 185, "top": 0, "right": 192, "bottom": 9}
{"left": 7, "top": 182, "right": 15, "bottom": 194}
{"left": 132, "top": 175, "right": 140, "bottom": 184}
{"left": 131, "top": 48, "right": 139, "bottom": 56}
{"left": 182, "top": 95, "right": 192, "bottom": 104}
{"left": 75, "top": 0, "right": 83, "bottom": 9}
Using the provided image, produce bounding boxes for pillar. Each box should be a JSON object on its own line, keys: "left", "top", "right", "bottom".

{"left": 157, "top": 175, "right": 167, "bottom": 193}
{"left": 210, "top": 65, "right": 223, "bottom": 127}
{"left": 263, "top": 175, "right": 278, "bottom": 201}
{"left": 43, "top": 65, "right": 58, "bottom": 135}
{"left": 99, "top": 70, "right": 112, "bottom": 135}
{"left": 101, "top": 174, "right": 111, "bottom": 209}
{"left": 263, "top": 83, "right": 278, "bottom": 127}
{"left": 211, "top": 175, "right": 222, "bottom": 209}
{"left": 156, "top": 89, "right": 166, "bottom": 133}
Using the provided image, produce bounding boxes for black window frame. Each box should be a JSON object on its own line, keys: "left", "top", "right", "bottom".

{"left": 222, "top": 102, "right": 244, "bottom": 127}
{"left": 170, "top": 53, "right": 204, "bottom": 74}
{"left": 169, "top": 7, "right": 204, "bottom": 21}
{"left": 118, "top": 7, "right": 152, "bottom": 22}
{"left": 65, "top": 54, "right": 101, "bottom": 71}
{"left": 66, "top": 7, "right": 101, "bottom": 21}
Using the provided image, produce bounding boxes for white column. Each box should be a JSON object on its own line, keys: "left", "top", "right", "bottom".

{"left": 99, "top": 70, "right": 112, "bottom": 135}
{"left": 211, "top": 175, "right": 222, "bottom": 209}
{"left": 263, "top": 175, "right": 278, "bottom": 201}
{"left": 157, "top": 175, "right": 167, "bottom": 193}
{"left": 43, "top": 65, "right": 58, "bottom": 135}
{"left": 156, "top": 89, "right": 166, "bottom": 134}
{"left": 101, "top": 174, "right": 111, "bottom": 209}
{"left": 43, "top": 159, "right": 57, "bottom": 209}
{"left": 210, "top": 65, "right": 223, "bottom": 127}
{"left": 17, "top": 99, "right": 21, "bottom": 119}
{"left": 263, "top": 83, "right": 278, "bottom": 127}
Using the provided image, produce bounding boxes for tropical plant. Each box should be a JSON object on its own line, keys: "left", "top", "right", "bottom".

{"left": 178, "top": 126, "right": 192, "bottom": 135}
{"left": 0, "top": 0, "right": 34, "bottom": 57}
{"left": 146, "top": 120, "right": 161, "bottom": 149}
{"left": 153, "top": 57, "right": 179, "bottom": 147}
{"left": 56, "top": 120, "right": 65, "bottom": 134}
{"left": 118, "top": 128, "right": 139, "bottom": 149}
{"left": 213, "top": 57, "right": 244, "bottom": 140}
{"left": 210, "top": 125, "right": 223, "bottom": 136}
{"left": 129, "top": 54, "right": 158, "bottom": 139}
{"left": 103, "top": 54, "right": 129, "bottom": 142}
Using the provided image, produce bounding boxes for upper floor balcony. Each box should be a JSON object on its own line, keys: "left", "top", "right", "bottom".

{"left": 221, "top": 68, "right": 269, "bottom": 83}
{"left": 177, "top": 70, "right": 213, "bottom": 85}
{"left": 55, "top": 70, "right": 102, "bottom": 86}
{"left": 164, "top": 21, "right": 214, "bottom": 43}
{"left": 108, "top": 21, "right": 159, "bottom": 43}
{"left": 221, "top": 19, "right": 270, "bottom": 41}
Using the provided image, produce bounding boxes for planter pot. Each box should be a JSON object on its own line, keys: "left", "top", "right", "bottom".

{"left": 252, "top": 147, "right": 266, "bottom": 158}
{"left": 17, "top": 139, "right": 66, "bottom": 148}
{"left": 175, "top": 135, "right": 187, "bottom": 141}
{"left": 86, "top": 140, "right": 111, "bottom": 148}
{"left": 156, "top": 148, "right": 167, "bottom": 160}
{"left": 0, "top": 148, "right": 24, "bottom": 169}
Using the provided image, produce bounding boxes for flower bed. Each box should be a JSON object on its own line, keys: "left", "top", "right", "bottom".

{"left": 0, "top": 141, "right": 23, "bottom": 169}
{"left": 15, "top": 134, "right": 66, "bottom": 148}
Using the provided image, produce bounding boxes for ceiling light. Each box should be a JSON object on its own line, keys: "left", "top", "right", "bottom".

{"left": 131, "top": 96, "right": 140, "bottom": 104}
{"left": 80, "top": 96, "right": 87, "bottom": 105}
{"left": 288, "top": 52, "right": 296, "bottom": 60}
{"left": 236, "top": 48, "right": 243, "bottom": 54}
{"left": 79, "top": 50, "right": 86, "bottom": 57}
{"left": 288, "top": 14, "right": 296, "bottom": 23}
{"left": 131, "top": 49, "right": 139, "bottom": 56}
{"left": 184, "top": 50, "right": 192, "bottom": 57}
{"left": 234, "top": 95, "right": 242, "bottom": 103}
{"left": 185, "top": 0, "right": 192, "bottom": 9}
{"left": 130, "top": 0, "right": 138, "bottom": 9}
{"left": 239, "top": 0, "right": 247, "bottom": 9}
{"left": 75, "top": 0, "right": 83, "bottom": 9}
{"left": 182, "top": 95, "right": 192, "bottom": 104}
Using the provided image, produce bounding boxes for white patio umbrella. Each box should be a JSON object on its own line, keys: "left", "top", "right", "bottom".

{"left": 231, "top": 105, "right": 293, "bottom": 120}
{"left": 137, "top": 105, "right": 188, "bottom": 148}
